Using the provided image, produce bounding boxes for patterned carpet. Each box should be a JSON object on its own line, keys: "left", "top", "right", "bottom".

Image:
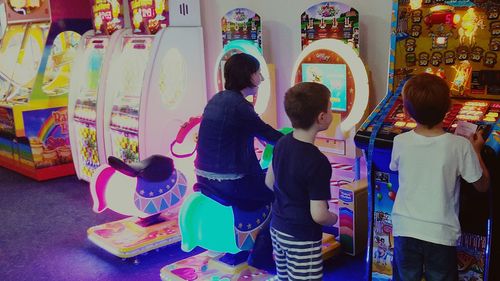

{"left": 0, "top": 167, "right": 366, "bottom": 281}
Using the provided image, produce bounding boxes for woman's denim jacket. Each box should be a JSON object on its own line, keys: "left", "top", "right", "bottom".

{"left": 195, "top": 90, "right": 283, "bottom": 175}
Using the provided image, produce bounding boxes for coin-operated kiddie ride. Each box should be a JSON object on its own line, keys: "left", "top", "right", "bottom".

{"left": 160, "top": 127, "right": 342, "bottom": 280}
{"left": 160, "top": 8, "right": 279, "bottom": 280}
{"left": 291, "top": 1, "right": 370, "bottom": 257}
{"left": 86, "top": 0, "right": 206, "bottom": 259}
{"left": 0, "top": 0, "right": 92, "bottom": 180}
{"left": 89, "top": 154, "right": 187, "bottom": 259}
{"left": 68, "top": 0, "right": 129, "bottom": 182}
{"left": 161, "top": 130, "right": 293, "bottom": 281}
{"left": 355, "top": 1, "right": 499, "bottom": 280}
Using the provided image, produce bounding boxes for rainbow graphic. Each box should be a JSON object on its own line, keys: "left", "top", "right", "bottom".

{"left": 37, "top": 107, "right": 68, "bottom": 143}
{"left": 22, "top": 106, "right": 72, "bottom": 168}
{"left": 37, "top": 111, "right": 60, "bottom": 141}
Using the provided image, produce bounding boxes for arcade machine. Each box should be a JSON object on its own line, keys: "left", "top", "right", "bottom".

{"left": 160, "top": 5, "right": 365, "bottom": 279}
{"left": 0, "top": 0, "right": 92, "bottom": 180}
{"left": 214, "top": 8, "right": 277, "bottom": 129}
{"left": 102, "top": 0, "right": 169, "bottom": 166}
{"left": 355, "top": 1, "right": 499, "bottom": 280}
{"left": 86, "top": 0, "right": 207, "bottom": 259}
{"left": 68, "top": 0, "right": 128, "bottom": 182}
{"left": 291, "top": 1, "right": 370, "bottom": 256}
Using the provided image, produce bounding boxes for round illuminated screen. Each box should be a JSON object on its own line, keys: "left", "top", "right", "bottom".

{"left": 291, "top": 38, "right": 369, "bottom": 133}
{"left": 294, "top": 49, "right": 355, "bottom": 120}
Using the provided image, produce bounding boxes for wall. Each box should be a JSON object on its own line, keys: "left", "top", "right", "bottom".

{"left": 200, "top": 0, "right": 393, "bottom": 126}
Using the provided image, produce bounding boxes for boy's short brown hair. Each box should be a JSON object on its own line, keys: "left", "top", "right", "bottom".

{"left": 402, "top": 73, "right": 451, "bottom": 129}
{"left": 285, "top": 82, "right": 330, "bottom": 129}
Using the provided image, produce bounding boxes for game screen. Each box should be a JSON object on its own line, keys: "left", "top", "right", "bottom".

{"left": 302, "top": 63, "right": 347, "bottom": 112}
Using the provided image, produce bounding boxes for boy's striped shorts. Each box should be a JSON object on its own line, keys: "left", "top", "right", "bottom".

{"left": 270, "top": 227, "right": 323, "bottom": 281}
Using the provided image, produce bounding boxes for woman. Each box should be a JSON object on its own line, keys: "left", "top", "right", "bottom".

{"left": 195, "top": 53, "right": 283, "bottom": 211}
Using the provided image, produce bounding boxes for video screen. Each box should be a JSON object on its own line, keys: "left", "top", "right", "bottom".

{"left": 302, "top": 63, "right": 347, "bottom": 112}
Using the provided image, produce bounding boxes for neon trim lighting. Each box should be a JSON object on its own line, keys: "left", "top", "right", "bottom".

{"left": 291, "top": 39, "right": 369, "bottom": 133}
{"left": 213, "top": 40, "right": 271, "bottom": 115}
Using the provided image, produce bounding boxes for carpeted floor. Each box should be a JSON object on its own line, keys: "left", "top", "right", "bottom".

{"left": 0, "top": 167, "right": 366, "bottom": 281}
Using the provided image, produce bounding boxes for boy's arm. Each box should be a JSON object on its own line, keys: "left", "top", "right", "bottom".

{"left": 469, "top": 131, "right": 490, "bottom": 192}
{"left": 310, "top": 200, "right": 338, "bottom": 226}
{"left": 265, "top": 162, "right": 275, "bottom": 191}
{"left": 389, "top": 137, "right": 400, "bottom": 171}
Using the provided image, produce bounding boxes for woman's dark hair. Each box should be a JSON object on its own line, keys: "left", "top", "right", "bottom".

{"left": 224, "top": 53, "right": 260, "bottom": 91}
{"left": 402, "top": 73, "right": 451, "bottom": 129}
{"left": 285, "top": 82, "right": 330, "bottom": 129}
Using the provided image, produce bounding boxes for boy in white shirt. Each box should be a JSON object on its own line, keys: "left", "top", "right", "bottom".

{"left": 390, "top": 73, "right": 490, "bottom": 281}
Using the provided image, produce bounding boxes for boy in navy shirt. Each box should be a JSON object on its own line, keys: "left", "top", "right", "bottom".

{"left": 265, "top": 82, "right": 338, "bottom": 280}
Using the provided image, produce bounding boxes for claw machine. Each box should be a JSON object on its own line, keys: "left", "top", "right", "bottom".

{"left": 68, "top": 0, "right": 128, "bottom": 182}
{"left": 0, "top": 0, "right": 92, "bottom": 180}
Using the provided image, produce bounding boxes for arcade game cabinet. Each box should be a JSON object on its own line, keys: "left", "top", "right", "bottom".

{"left": 0, "top": 0, "right": 92, "bottom": 180}
{"left": 68, "top": 0, "right": 128, "bottom": 182}
{"left": 355, "top": 1, "right": 499, "bottom": 280}
{"left": 291, "top": 1, "right": 370, "bottom": 256}
{"left": 86, "top": 0, "right": 206, "bottom": 259}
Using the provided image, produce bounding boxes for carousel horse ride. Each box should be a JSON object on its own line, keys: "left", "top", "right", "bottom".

{"left": 161, "top": 128, "right": 341, "bottom": 280}
{"left": 87, "top": 155, "right": 188, "bottom": 259}
{"left": 160, "top": 182, "right": 276, "bottom": 281}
